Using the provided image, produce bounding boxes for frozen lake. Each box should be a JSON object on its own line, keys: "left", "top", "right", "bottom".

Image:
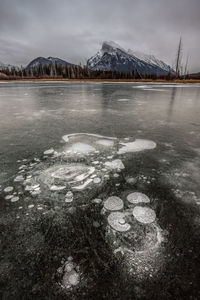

{"left": 0, "top": 81, "right": 200, "bottom": 299}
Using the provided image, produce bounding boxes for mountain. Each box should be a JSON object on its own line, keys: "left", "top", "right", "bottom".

{"left": 26, "top": 56, "right": 73, "bottom": 70}
{"left": 0, "top": 61, "right": 19, "bottom": 71}
{"left": 0, "top": 71, "right": 8, "bottom": 79}
{"left": 127, "top": 50, "right": 173, "bottom": 74}
{"left": 87, "top": 41, "right": 175, "bottom": 75}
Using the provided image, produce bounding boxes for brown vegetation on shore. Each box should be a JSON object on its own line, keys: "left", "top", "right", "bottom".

{"left": 0, "top": 77, "right": 200, "bottom": 83}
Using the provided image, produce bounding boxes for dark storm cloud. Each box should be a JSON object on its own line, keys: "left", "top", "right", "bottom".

{"left": 0, "top": 0, "right": 199, "bottom": 72}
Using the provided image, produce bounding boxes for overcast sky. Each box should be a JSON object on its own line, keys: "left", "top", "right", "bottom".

{"left": 0, "top": 0, "right": 199, "bottom": 72}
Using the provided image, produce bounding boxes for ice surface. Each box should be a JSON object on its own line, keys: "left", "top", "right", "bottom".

{"left": 118, "top": 139, "right": 156, "bottom": 154}
{"left": 117, "top": 99, "right": 130, "bottom": 102}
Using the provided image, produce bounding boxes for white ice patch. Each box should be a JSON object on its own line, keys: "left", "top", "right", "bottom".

{"left": 104, "top": 159, "right": 125, "bottom": 170}
{"left": 37, "top": 164, "right": 96, "bottom": 192}
{"left": 14, "top": 175, "right": 24, "bottom": 182}
{"left": 44, "top": 148, "right": 54, "bottom": 155}
{"left": 118, "top": 139, "right": 156, "bottom": 154}
{"left": 132, "top": 206, "right": 156, "bottom": 224}
{"left": 93, "top": 177, "right": 101, "bottom": 184}
{"left": 104, "top": 196, "right": 124, "bottom": 211}
{"left": 11, "top": 196, "right": 19, "bottom": 202}
{"left": 28, "top": 204, "right": 35, "bottom": 209}
{"left": 62, "top": 133, "right": 117, "bottom": 143}
{"left": 107, "top": 212, "right": 131, "bottom": 232}
{"left": 50, "top": 185, "right": 66, "bottom": 191}
{"left": 5, "top": 195, "right": 13, "bottom": 200}
{"left": 127, "top": 192, "right": 150, "bottom": 204}
{"left": 65, "top": 143, "right": 95, "bottom": 154}
{"left": 96, "top": 139, "right": 114, "bottom": 147}
{"left": 48, "top": 165, "right": 95, "bottom": 184}
{"left": 72, "top": 178, "right": 93, "bottom": 191}
{"left": 117, "top": 99, "right": 130, "bottom": 102}
{"left": 4, "top": 186, "right": 14, "bottom": 193}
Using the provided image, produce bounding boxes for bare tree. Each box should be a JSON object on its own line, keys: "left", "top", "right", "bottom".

{"left": 184, "top": 54, "right": 189, "bottom": 79}
{"left": 175, "top": 37, "right": 183, "bottom": 78}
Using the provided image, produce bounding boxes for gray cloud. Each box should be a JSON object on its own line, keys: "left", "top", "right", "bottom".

{"left": 0, "top": 0, "right": 199, "bottom": 72}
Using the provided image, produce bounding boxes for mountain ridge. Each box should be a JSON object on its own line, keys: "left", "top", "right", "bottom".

{"left": 25, "top": 56, "right": 74, "bottom": 70}
{"left": 87, "top": 41, "right": 175, "bottom": 75}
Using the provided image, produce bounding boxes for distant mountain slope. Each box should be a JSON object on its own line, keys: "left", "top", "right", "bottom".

{"left": 87, "top": 41, "right": 175, "bottom": 75}
{"left": 26, "top": 56, "right": 74, "bottom": 69}
{"left": 0, "top": 61, "right": 19, "bottom": 71}
{"left": 127, "top": 50, "right": 173, "bottom": 74}
{"left": 0, "top": 71, "right": 8, "bottom": 78}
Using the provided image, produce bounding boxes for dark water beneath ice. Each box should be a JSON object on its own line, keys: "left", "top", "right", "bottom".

{"left": 0, "top": 81, "right": 200, "bottom": 299}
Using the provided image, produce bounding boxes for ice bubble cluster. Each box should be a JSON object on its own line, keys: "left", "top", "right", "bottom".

{"left": 127, "top": 192, "right": 150, "bottom": 204}
{"left": 104, "top": 196, "right": 124, "bottom": 211}
{"left": 38, "top": 164, "right": 95, "bottom": 191}
{"left": 57, "top": 257, "right": 81, "bottom": 289}
{"left": 44, "top": 148, "right": 54, "bottom": 155}
{"left": 132, "top": 206, "right": 156, "bottom": 224}
{"left": 107, "top": 212, "right": 131, "bottom": 232}
{"left": 65, "top": 191, "right": 73, "bottom": 203}
{"left": 104, "top": 159, "right": 125, "bottom": 170}
{"left": 4, "top": 186, "right": 14, "bottom": 193}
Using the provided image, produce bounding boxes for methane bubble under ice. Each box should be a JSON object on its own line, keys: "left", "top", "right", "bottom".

{"left": 104, "top": 196, "right": 124, "bottom": 211}
{"left": 107, "top": 212, "right": 131, "bottom": 232}
{"left": 127, "top": 192, "right": 150, "bottom": 204}
{"left": 37, "top": 164, "right": 95, "bottom": 190}
{"left": 132, "top": 206, "right": 156, "bottom": 224}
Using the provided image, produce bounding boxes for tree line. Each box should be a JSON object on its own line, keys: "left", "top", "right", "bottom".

{"left": 0, "top": 63, "right": 176, "bottom": 80}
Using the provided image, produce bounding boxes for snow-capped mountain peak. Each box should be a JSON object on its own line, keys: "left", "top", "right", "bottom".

{"left": 101, "top": 41, "right": 126, "bottom": 54}
{"left": 87, "top": 42, "right": 175, "bottom": 75}
{"left": 128, "top": 50, "right": 172, "bottom": 73}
